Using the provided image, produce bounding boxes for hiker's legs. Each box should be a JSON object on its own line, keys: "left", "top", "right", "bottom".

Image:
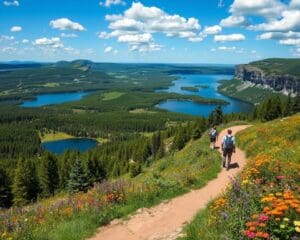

{"left": 222, "top": 151, "right": 227, "bottom": 167}
{"left": 226, "top": 152, "right": 232, "bottom": 170}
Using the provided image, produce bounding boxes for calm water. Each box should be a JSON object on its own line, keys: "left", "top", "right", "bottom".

{"left": 156, "top": 74, "right": 253, "bottom": 117}
{"left": 42, "top": 138, "right": 98, "bottom": 155}
{"left": 21, "top": 91, "right": 90, "bottom": 107}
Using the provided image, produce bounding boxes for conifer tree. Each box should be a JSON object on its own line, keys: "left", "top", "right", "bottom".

{"left": 67, "top": 158, "right": 89, "bottom": 193}
{"left": 282, "top": 94, "right": 293, "bottom": 117}
{"left": 38, "top": 152, "right": 59, "bottom": 197}
{"left": 292, "top": 94, "right": 300, "bottom": 113}
{"left": 0, "top": 167, "right": 12, "bottom": 208}
{"left": 12, "top": 158, "right": 39, "bottom": 206}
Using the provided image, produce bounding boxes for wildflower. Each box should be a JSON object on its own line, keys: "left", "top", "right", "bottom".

{"left": 295, "top": 227, "right": 300, "bottom": 233}
{"left": 276, "top": 175, "right": 284, "bottom": 180}
{"left": 280, "top": 224, "right": 286, "bottom": 229}
{"left": 283, "top": 217, "right": 289, "bottom": 222}
{"left": 294, "top": 221, "right": 300, "bottom": 226}
{"left": 259, "top": 214, "right": 268, "bottom": 222}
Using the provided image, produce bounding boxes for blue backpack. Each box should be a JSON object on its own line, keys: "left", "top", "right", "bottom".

{"left": 224, "top": 135, "right": 234, "bottom": 150}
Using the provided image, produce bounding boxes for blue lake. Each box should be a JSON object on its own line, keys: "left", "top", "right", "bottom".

{"left": 42, "top": 138, "right": 98, "bottom": 155}
{"left": 21, "top": 91, "right": 90, "bottom": 107}
{"left": 156, "top": 74, "right": 253, "bottom": 117}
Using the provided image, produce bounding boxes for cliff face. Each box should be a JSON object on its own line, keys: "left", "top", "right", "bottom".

{"left": 235, "top": 65, "right": 299, "bottom": 95}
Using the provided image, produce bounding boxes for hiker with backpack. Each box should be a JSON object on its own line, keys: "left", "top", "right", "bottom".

{"left": 209, "top": 126, "right": 218, "bottom": 149}
{"left": 221, "top": 129, "right": 236, "bottom": 171}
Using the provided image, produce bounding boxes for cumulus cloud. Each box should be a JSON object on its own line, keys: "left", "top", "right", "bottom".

{"left": 290, "top": 0, "right": 300, "bottom": 9}
{"left": 104, "top": 46, "right": 119, "bottom": 54}
{"left": 214, "top": 33, "right": 246, "bottom": 42}
{"left": 279, "top": 38, "right": 300, "bottom": 46}
{"left": 1, "top": 46, "right": 17, "bottom": 53}
{"left": 229, "top": 0, "right": 286, "bottom": 18}
{"left": 61, "top": 33, "right": 78, "bottom": 38}
{"left": 0, "top": 35, "right": 15, "bottom": 42}
{"left": 249, "top": 10, "right": 300, "bottom": 32}
{"left": 99, "top": 0, "right": 126, "bottom": 8}
{"left": 100, "top": 2, "right": 201, "bottom": 52}
{"left": 22, "top": 39, "right": 29, "bottom": 44}
{"left": 50, "top": 18, "right": 86, "bottom": 31}
{"left": 220, "top": 15, "right": 249, "bottom": 27}
{"left": 203, "top": 25, "right": 222, "bottom": 35}
{"left": 33, "top": 37, "right": 64, "bottom": 48}
{"left": 3, "top": 0, "right": 19, "bottom": 6}
{"left": 258, "top": 31, "right": 300, "bottom": 40}
{"left": 10, "top": 26, "right": 22, "bottom": 32}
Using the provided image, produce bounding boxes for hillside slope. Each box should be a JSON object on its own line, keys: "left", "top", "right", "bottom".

{"left": 182, "top": 114, "right": 300, "bottom": 240}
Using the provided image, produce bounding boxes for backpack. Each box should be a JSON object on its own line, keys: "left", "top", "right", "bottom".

{"left": 224, "top": 135, "right": 234, "bottom": 150}
{"left": 210, "top": 129, "right": 217, "bottom": 138}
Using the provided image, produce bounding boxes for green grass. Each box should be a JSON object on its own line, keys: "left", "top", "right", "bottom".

{"left": 39, "top": 131, "right": 74, "bottom": 143}
{"left": 218, "top": 79, "right": 285, "bottom": 105}
{"left": 102, "top": 91, "right": 125, "bottom": 101}
{"left": 250, "top": 58, "right": 300, "bottom": 77}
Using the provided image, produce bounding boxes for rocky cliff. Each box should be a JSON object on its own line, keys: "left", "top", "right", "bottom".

{"left": 235, "top": 64, "right": 299, "bottom": 96}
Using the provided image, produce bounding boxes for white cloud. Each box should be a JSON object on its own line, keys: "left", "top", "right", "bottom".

{"left": 279, "top": 38, "right": 300, "bottom": 46}
{"left": 220, "top": 15, "right": 248, "bottom": 27}
{"left": 101, "top": 2, "right": 201, "bottom": 52}
{"left": 229, "top": 0, "right": 286, "bottom": 18}
{"left": 104, "top": 46, "right": 113, "bottom": 53}
{"left": 203, "top": 25, "right": 222, "bottom": 35}
{"left": 61, "top": 33, "right": 78, "bottom": 38}
{"left": 33, "top": 37, "right": 64, "bottom": 48}
{"left": 1, "top": 47, "right": 17, "bottom": 53}
{"left": 50, "top": 18, "right": 85, "bottom": 31}
{"left": 214, "top": 33, "right": 246, "bottom": 42}
{"left": 10, "top": 26, "right": 22, "bottom": 32}
{"left": 290, "top": 0, "right": 300, "bottom": 9}
{"left": 218, "top": 0, "right": 225, "bottom": 8}
{"left": 258, "top": 31, "right": 300, "bottom": 40}
{"left": 22, "top": 39, "right": 29, "bottom": 44}
{"left": 99, "top": 0, "right": 126, "bottom": 8}
{"left": 3, "top": 0, "right": 19, "bottom": 6}
{"left": 249, "top": 10, "right": 300, "bottom": 32}
{"left": 0, "top": 35, "right": 15, "bottom": 42}
{"left": 218, "top": 46, "right": 237, "bottom": 51}
{"left": 118, "top": 33, "right": 152, "bottom": 44}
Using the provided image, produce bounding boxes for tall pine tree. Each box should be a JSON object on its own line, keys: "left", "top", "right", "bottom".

{"left": 12, "top": 158, "right": 39, "bottom": 206}
{"left": 38, "top": 152, "right": 59, "bottom": 197}
{"left": 67, "top": 158, "right": 89, "bottom": 193}
{"left": 0, "top": 167, "right": 12, "bottom": 208}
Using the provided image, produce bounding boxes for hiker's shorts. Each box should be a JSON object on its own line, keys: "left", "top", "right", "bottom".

{"left": 223, "top": 149, "right": 233, "bottom": 158}
{"left": 210, "top": 137, "right": 216, "bottom": 143}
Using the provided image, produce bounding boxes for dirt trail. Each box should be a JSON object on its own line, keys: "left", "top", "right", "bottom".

{"left": 88, "top": 125, "right": 251, "bottom": 240}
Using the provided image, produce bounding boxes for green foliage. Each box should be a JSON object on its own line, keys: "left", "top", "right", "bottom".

{"left": 38, "top": 152, "right": 59, "bottom": 197}
{"left": 67, "top": 158, "right": 89, "bottom": 193}
{"left": 12, "top": 158, "right": 39, "bottom": 206}
{"left": 129, "top": 161, "right": 142, "bottom": 178}
{"left": 208, "top": 105, "right": 223, "bottom": 126}
{"left": 0, "top": 167, "right": 12, "bottom": 207}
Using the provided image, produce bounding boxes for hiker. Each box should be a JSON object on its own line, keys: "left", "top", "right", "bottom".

{"left": 209, "top": 126, "right": 218, "bottom": 149}
{"left": 221, "top": 129, "right": 236, "bottom": 171}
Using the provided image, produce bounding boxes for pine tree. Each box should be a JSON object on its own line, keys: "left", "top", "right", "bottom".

{"left": 38, "top": 152, "right": 59, "bottom": 197}
{"left": 282, "top": 95, "right": 293, "bottom": 117}
{"left": 0, "top": 167, "right": 12, "bottom": 208}
{"left": 12, "top": 158, "right": 39, "bottom": 206}
{"left": 215, "top": 105, "right": 223, "bottom": 125}
{"left": 292, "top": 94, "right": 300, "bottom": 113}
{"left": 67, "top": 158, "right": 89, "bottom": 193}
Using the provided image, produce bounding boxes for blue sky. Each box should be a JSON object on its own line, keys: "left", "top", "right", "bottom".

{"left": 0, "top": 0, "right": 299, "bottom": 63}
